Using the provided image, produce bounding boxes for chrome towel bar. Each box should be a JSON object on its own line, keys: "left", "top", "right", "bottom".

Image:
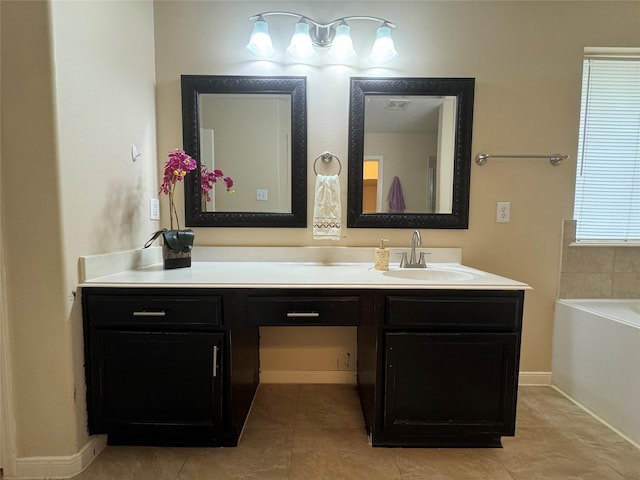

{"left": 475, "top": 153, "right": 568, "bottom": 166}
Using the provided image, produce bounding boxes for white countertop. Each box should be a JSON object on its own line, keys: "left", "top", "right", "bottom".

{"left": 80, "top": 256, "right": 530, "bottom": 291}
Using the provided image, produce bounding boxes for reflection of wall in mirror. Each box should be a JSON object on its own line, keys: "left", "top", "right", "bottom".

{"left": 199, "top": 95, "right": 292, "bottom": 213}
{"left": 365, "top": 133, "right": 435, "bottom": 213}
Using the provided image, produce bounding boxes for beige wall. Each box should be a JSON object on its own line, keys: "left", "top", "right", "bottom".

{"left": 154, "top": 0, "right": 640, "bottom": 377}
{"left": 1, "top": 0, "right": 77, "bottom": 458}
{"left": 0, "top": 0, "right": 638, "bottom": 464}
{"left": 1, "top": 0, "right": 158, "bottom": 461}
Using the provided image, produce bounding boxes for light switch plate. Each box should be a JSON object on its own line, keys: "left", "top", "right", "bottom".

{"left": 150, "top": 198, "right": 160, "bottom": 220}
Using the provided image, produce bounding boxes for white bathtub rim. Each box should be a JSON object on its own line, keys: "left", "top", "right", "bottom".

{"left": 556, "top": 298, "right": 640, "bottom": 328}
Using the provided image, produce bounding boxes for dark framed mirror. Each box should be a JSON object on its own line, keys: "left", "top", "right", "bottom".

{"left": 182, "top": 75, "right": 307, "bottom": 227}
{"left": 347, "top": 77, "right": 474, "bottom": 228}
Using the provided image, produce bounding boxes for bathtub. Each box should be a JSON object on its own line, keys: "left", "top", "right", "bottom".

{"left": 552, "top": 299, "right": 640, "bottom": 446}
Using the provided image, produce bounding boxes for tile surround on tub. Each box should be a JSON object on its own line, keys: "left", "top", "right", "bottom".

{"left": 614, "top": 248, "right": 640, "bottom": 272}
{"left": 559, "top": 273, "right": 613, "bottom": 299}
{"left": 559, "top": 219, "right": 640, "bottom": 299}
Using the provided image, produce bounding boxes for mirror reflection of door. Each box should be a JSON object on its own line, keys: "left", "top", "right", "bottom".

{"left": 363, "top": 95, "right": 456, "bottom": 214}
{"left": 427, "top": 155, "right": 437, "bottom": 213}
{"left": 363, "top": 156, "right": 383, "bottom": 212}
{"left": 199, "top": 128, "right": 215, "bottom": 211}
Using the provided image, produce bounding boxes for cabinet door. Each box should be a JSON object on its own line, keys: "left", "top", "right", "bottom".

{"left": 89, "top": 330, "right": 223, "bottom": 444}
{"left": 383, "top": 332, "right": 518, "bottom": 445}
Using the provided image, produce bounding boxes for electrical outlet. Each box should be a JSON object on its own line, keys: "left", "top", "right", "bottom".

{"left": 256, "top": 189, "right": 268, "bottom": 201}
{"left": 496, "top": 201, "right": 510, "bottom": 223}
{"left": 150, "top": 198, "right": 160, "bottom": 220}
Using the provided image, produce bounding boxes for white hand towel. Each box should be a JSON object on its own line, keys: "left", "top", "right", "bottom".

{"left": 313, "top": 174, "right": 341, "bottom": 240}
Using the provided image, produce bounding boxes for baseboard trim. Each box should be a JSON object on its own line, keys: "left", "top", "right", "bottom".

{"left": 260, "top": 370, "right": 357, "bottom": 384}
{"left": 260, "top": 370, "right": 549, "bottom": 386}
{"left": 519, "top": 371, "right": 552, "bottom": 386}
{"left": 7, "top": 435, "right": 107, "bottom": 480}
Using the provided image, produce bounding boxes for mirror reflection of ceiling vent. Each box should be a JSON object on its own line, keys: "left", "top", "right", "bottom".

{"left": 385, "top": 99, "right": 411, "bottom": 111}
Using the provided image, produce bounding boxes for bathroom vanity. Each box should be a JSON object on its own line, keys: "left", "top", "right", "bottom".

{"left": 81, "top": 248, "right": 528, "bottom": 448}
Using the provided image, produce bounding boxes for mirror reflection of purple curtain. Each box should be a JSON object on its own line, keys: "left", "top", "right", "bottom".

{"left": 387, "top": 176, "right": 405, "bottom": 213}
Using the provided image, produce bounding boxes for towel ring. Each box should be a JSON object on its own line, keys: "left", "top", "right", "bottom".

{"left": 313, "top": 152, "right": 342, "bottom": 176}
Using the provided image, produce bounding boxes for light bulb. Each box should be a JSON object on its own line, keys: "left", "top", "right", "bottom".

{"left": 328, "top": 23, "right": 356, "bottom": 63}
{"left": 370, "top": 24, "right": 398, "bottom": 64}
{"left": 246, "top": 18, "right": 275, "bottom": 59}
{"left": 287, "top": 21, "right": 315, "bottom": 61}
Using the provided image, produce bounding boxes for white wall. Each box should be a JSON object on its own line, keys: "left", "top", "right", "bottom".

{"left": 1, "top": 0, "right": 158, "bottom": 463}
{"left": 51, "top": 0, "right": 159, "bottom": 457}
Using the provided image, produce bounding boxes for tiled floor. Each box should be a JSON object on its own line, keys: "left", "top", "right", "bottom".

{"left": 72, "top": 384, "right": 640, "bottom": 480}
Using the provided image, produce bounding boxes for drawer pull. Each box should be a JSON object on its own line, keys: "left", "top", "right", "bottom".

{"left": 286, "top": 312, "right": 320, "bottom": 318}
{"left": 132, "top": 311, "right": 166, "bottom": 317}
{"left": 212, "top": 346, "right": 218, "bottom": 378}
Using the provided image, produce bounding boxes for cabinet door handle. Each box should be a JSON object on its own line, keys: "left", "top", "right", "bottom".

{"left": 286, "top": 312, "right": 320, "bottom": 318}
{"left": 212, "top": 345, "right": 218, "bottom": 378}
{"left": 132, "top": 311, "right": 166, "bottom": 317}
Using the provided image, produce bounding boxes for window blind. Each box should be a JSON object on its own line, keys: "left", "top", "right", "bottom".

{"left": 574, "top": 56, "right": 640, "bottom": 241}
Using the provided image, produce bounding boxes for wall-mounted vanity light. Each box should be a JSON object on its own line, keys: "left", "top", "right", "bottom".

{"left": 246, "top": 12, "right": 398, "bottom": 65}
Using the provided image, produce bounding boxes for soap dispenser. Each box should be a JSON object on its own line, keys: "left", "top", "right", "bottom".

{"left": 374, "top": 239, "right": 390, "bottom": 271}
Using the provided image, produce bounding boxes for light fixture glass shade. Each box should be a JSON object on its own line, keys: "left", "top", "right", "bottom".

{"left": 369, "top": 25, "right": 398, "bottom": 64}
{"left": 328, "top": 23, "right": 356, "bottom": 63}
{"left": 246, "top": 18, "right": 275, "bottom": 59}
{"left": 287, "top": 21, "right": 315, "bottom": 61}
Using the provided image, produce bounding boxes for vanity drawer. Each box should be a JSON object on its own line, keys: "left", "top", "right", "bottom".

{"left": 246, "top": 295, "right": 360, "bottom": 326}
{"left": 385, "top": 292, "right": 522, "bottom": 331}
{"left": 84, "top": 291, "right": 222, "bottom": 328}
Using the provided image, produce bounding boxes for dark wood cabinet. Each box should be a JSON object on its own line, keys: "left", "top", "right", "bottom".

{"left": 83, "top": 286, "right": 523, "bottom": 448}
{"left": 359, "top": 290, "right": 524, "bottom": 447}
{"left": 382, "top": 332, "right": 518, "bottom": 446}
{"left": 82, "top": 288, "right": 259, "bottom": 447}
{"left": 89, "top": 329, "right": 224, "bottom": 445}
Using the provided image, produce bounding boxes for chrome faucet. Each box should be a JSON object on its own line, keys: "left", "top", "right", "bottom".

{"left": 400, "top": 230, "right": 427, "bottom": 268}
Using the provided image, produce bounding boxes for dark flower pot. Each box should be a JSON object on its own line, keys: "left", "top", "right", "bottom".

{"left": 161, "top": 229, "right": 195, "bottom": 269}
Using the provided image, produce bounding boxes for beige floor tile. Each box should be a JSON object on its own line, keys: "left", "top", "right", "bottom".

{"left": 244, "top": 384, "right": 299, "bottom": 430}
{"left": 574, "top": 436, "right": 640, "bottom": 480}
{"left": 504, "top": 455, "right": 627, "bottom": 480}
{"left": 176, "top": 428, "right": 294, "bottom": 480}
{"left": 72, "top": 446, "right": 188, "bottom": 480}
{"left": 292, "top": 426, "right": 371, "bottom": 453}
{"left": 287, "top": 448, "right": 401, "bottom": 480}
{"left": 72, "top": 386, "right": 640, "bottom": 480}
{"left": 295, "top": 384, "right": 364, "bottom": 429}
{"left": 394, "top": 448, "right": 515, "bottom": 480}
{"left": 497, "top": 427, "right": 627, "bottom": 480}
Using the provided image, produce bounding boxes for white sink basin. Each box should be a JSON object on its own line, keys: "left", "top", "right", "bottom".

{"left": 383, "top": 267, "right": 478, "bottom": 283}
